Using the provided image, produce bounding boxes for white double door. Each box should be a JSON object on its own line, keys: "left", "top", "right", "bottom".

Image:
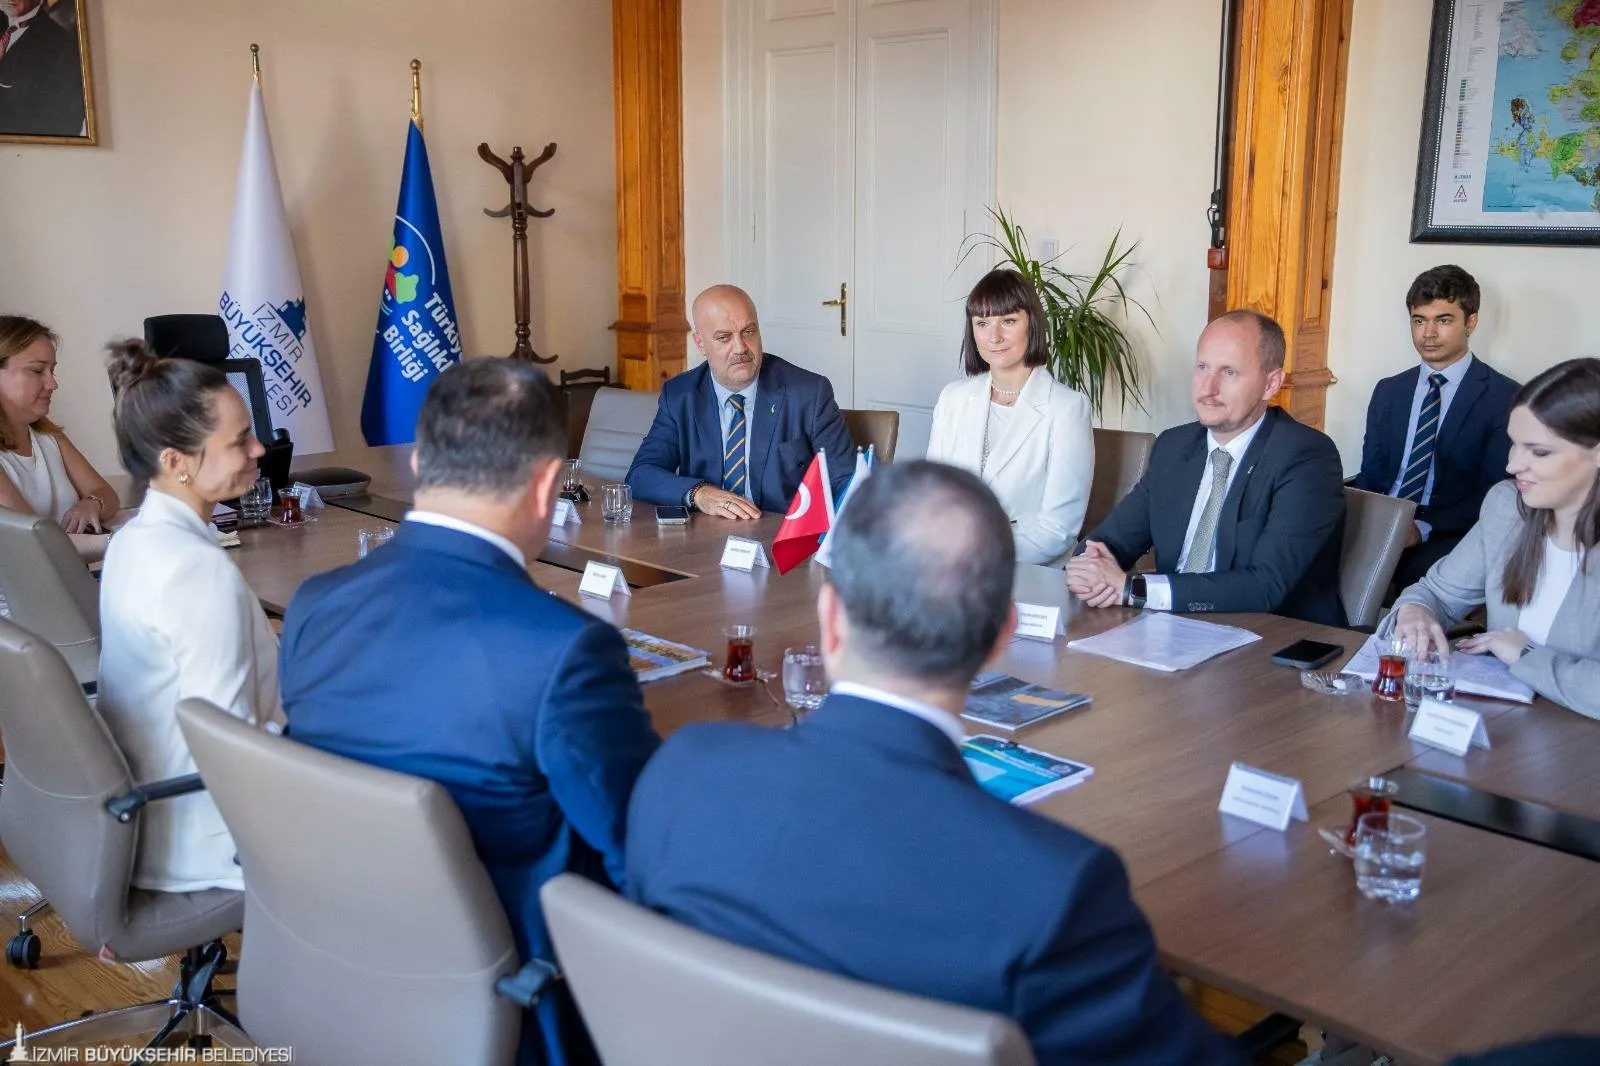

{"left": 728, "top": 0, "right": 996, "bottom": 460}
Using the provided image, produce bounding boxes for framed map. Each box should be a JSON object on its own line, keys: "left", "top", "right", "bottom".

{"left": 1412, "top": 0, "right": 1600, "bottom": 245}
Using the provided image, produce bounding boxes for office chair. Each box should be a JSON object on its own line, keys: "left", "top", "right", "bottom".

{"left": 0, "top": 505, "right": 100, "bottom": 689}
{"left": 143, "top": 314, "right": 230, "bottom": 364}
{"left": 1340, "top": 487, "right": 1418, "bottom": 630}
{"left": 542, "top": 873, "right": 1037, "bottom": 1066}
{"left": 559, "top": 366, "right": 624, "bottom": 460}
{"left": 176, "top": 698, "right": 551, "bottom": 1066}
{"left": 0, "top": 619, "right": 247, "bottom": 1055}
{"left": 579, "top": 388, "right": 661, "bottom": 483}
{"left": 1082, "top": 428, "right": 1155, "bottom": 536}
{"left": 842, "top": 409, "right": 900, "bottom": 463}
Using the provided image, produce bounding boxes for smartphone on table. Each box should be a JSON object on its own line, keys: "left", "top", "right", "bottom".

{"left": 1270, "top": 639, "right": 1342, "bottom": 670}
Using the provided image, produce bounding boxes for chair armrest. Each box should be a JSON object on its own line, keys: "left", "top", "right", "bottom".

{"left": 495, "top": 959, "right": 560, "bottom": 1009}
{"left": 105, "top": 773, "right": 205, "bottom": 824}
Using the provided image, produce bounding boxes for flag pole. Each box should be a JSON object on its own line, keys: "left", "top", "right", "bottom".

{"left": 250, "top": 43, "right": 261, "bottom": 83}
{"left": 410, "top": 59, "right": 423, "bottom": 134}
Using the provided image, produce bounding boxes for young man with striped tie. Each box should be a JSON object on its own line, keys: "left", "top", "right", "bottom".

{"left": 1352, "top": 266, "right": 1520, "bottom": 589}
{"left": 626, "top": 284, "right": 857, "bottom": 519}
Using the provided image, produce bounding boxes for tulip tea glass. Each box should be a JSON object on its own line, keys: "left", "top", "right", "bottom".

{"left": 723, "top": 625, "right": 758, "bottom": 685}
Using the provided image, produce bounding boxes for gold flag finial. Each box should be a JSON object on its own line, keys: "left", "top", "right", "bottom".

{"left": 250, "top": 43, "right": 261, "bottom": 82}
{"left": 410, "top": 59, "right": 423, "bottom": 133}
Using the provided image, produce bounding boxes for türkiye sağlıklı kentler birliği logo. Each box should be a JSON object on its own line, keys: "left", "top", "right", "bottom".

{"left": 377, "top": 220, "right": 460, "bottom": 384}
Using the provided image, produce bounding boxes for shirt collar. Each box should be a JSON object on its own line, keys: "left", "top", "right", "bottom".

{"left": 1417, "top": 351, "right": 1474, "bottom": 385}
{"left": 1206, "top": 408, "right": 1267, "bottom": 464}
{"left": 711, "top": 374, "right": 758, "bottom": 414}
{"left": 830, "top": 680, "right": 967, "bottom": 751}
{"left": 138, "top": 486, "right": 214, "bottom": 537}
{"left": 404, "top": 510, "right": 527, "bottom": 569}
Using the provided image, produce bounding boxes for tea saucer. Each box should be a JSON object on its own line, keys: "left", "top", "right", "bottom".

{"left": 1318, "top": 826, "right": 1357, "bottom": 860}
{"left": 271, "top": 511, "right": 320, "bottom": 527}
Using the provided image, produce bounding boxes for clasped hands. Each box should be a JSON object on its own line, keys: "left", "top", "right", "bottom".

{"left": 1390, "top": 602, "right": 1530, "bottom": 665}
{"left": 1065, "top": 541, "right": 1128, "bottom": 608}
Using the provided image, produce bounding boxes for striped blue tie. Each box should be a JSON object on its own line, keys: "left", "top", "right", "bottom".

{"left": 721, "top": 394, "right": 748, "bottom": 496}
{"left": 1398, "top": 372, "right": 1448, "bottom": 503}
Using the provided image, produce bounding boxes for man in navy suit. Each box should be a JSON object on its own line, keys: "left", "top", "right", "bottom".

{"left": 1067, "top": 310, "right": 1347, "bottom": 626}
{"left": 1352, "top": 265, "right": 1519, "bottom": 589}
{"left": 626, "top": 284, "right": 857, "bottom": 518}
{"left": 626, "top": 461, "right": 1242, "bottom": 1065}
{"left": 0, "top": 0, "right": 87, "bottom": 138}
{"left": 280, "top": 359, "right": 660, "bottom": 1066}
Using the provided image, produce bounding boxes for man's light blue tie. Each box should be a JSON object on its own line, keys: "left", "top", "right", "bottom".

{"left": 1398, "top": 373, "right": 1448, "bottom": 503}
{"left": 721, "top": 394, "right": 747, "bottom": 495}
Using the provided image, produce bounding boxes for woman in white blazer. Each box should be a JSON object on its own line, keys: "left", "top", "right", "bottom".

{"left": 98, "top": 340, "right": 283, "bottom": 893}
{"left": 926, "top": 268, "right": 1094, "bottom": 566}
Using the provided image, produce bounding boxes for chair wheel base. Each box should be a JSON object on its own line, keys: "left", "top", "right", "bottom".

{"left": 7, "top": 931, "right": 40, "bottom": 969}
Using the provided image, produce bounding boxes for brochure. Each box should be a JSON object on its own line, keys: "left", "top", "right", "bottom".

{"left": 961, "top": 671, "right": 1090, "bottom": 731}
{"left": 621, "top": 628, "right": 711, "bottom": 683}
{"left": 961, "top": 734, "right": 1094, "bottom": 805}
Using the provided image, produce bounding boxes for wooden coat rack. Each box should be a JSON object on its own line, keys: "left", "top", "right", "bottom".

{"left": 479, "top": 141, "right": 559, "bottom": 364}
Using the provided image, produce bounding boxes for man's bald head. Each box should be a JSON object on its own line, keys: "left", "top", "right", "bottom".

{"left": 692, "top": 284, "right": 764, "bottom": 391}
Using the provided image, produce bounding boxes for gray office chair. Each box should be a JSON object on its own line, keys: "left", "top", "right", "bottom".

{"left": 1082, "top": 428, "right": 1155, "bottom": 535}
{"left": 0, "top": 619, "right": 246, "bottom": 1055}
{"left": 842, "top": 409, "right": 900, "bottom": 463}
{"left": 176, "top": 698, "right": 549, "bottom": 1066}
{"left": 0, "top": 505, "right": 100, "bottom": 687}
{"left": 1341, "top": 487, "right": 1418, "bottom": 630}
{"left": 578, "top": 388, "right": 661, "bottom": 483}
{"left": 542, "top": 873, "right": 1037, "bottom": 1066}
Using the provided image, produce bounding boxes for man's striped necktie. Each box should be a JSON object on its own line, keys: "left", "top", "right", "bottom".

{"left": 721, "top": 394, "right": 748, "bottom": 496}
{"left": 1398, "top": 372, "right": 1448, "bottom": 503}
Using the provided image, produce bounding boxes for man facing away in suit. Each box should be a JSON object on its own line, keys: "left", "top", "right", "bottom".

{"left": 1066, "top": 309, "right": 1347, "bottom": 625}
{"left": 626, "top": 283, "right": 857, "bottom": 518}
{"left": 626, "top": 461, "right": 1244, "bottom": 1066}
{"left": 279, "top": 359, "right": 660, "bottom": 1066}
{"left": 1352, "top": 265, "right": 1519, "bottom": 589}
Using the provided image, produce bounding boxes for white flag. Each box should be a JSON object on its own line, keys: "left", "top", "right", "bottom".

{"left": 814, "top": 445, "right": 875, "bottom": 569}
{"left": 218, "top": 79, "right": 335, "bottom": 454}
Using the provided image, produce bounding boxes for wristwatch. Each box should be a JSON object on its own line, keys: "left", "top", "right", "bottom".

{"left": 1124, "top": 575, "right": 1147, "bottom": 609}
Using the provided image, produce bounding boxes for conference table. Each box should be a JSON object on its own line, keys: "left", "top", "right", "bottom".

{"left": 202, "top": 446, "right": 1600, "bottom": 1063}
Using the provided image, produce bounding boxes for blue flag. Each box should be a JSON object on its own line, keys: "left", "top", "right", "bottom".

{"left": 361, "top": 120, "right": 462, "bottom": 445}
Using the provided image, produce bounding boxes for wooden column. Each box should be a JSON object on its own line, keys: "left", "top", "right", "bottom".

{"left": 611, "top": 0, "right": 690, "bottom": 391}
{"left": 1223, "top": 0, "right": 1354, "bottom": 430}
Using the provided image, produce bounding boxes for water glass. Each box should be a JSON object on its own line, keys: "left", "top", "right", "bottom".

{"left": 358, "top": 527, "right": 395, "bottom": 559}
{"left": 239, "top": 477, "right": 273, "bottom": 526}
{"left": 601, "top": 482, "right": 633, "bottom": 524}
{"left": 782, "top": 644, "right": 827, "bottom": 714}
{"left": 1405, "top": 652, "right": 1455, "bottom": 709}
{"left": 723, "top": 624, "right": 757, "bottom": 684}
{"left": 1353, "top": 811, "right": 1427, "bottom": 903}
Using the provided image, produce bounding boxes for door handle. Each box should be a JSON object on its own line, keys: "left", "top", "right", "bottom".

{"left": 821, "top": 283, "right": 847, "bottom": 337}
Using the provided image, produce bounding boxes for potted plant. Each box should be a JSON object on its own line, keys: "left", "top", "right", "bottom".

{"left": 959, "top": 206, "right": 1151, "bottom": 418}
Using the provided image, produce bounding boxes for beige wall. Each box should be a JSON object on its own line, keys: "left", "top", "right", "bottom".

{"left": 682, "top": 0, "right": 1600, "bottom": 468}
{"left": 0, "top": 0, "right": 617, "bottom": 471}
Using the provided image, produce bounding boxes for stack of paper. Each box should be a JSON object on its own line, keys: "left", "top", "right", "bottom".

{"left": 1343, "top": 632, "right": 1533, "bottom": 703}
{"left": 622, "top": 629, "right": 711, "bottom": 683}
{"left": 1066, "top": 612, "right": 1261, "bottom": 672}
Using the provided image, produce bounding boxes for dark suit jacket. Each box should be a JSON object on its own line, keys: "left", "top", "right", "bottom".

{"left": 1447, "top": 1037, "right": 1600, "bottom": 1066}
{"left": 625, "top": 353, "right": 857, "bottom": 513}
{"left": 625, "top": 694, "right": 1243, "bottom": 1066}
{"left": 0, "top": 11, "right": 86, "bottom": 137}
{"left": 279, "top": 522, "right": 660, "bottom": 1066}
{"left": 1353, "top": 356, "right": 1519, "bottom": 541}
{"left": 1085, "top": 407, "right": 1347, "bottom": 626}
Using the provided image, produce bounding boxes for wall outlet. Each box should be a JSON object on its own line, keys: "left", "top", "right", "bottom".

{"left": 1039, "top": 238, "right": 1059, "bottom": 262}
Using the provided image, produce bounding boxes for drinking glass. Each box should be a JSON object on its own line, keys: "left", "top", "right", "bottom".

{"left": 1405, "top": 651, "right": 1455, "bottom": 709}
{"left": 561, "top": 458, "right": 589, "bottom": 502}
{"left": 1371, "top": 637, "right": 1408, "bottom": 702}
{"left": 239, "top": 477, "right": 272, "bottom": 526}
{"left": 358, "top": 527, "right": 395, "bottom": 559}
{"left": 276, "top": 488, "right": 305, "bottom": 525}
{"left": 1353, "top": 811, "right": 1427, "bottom": 903}
{"left": 782, "top": 645, "right": 827, "bottom": 714}
{"left": 601, "top": 482, "right": 633, "bottom": 524}
{"left": 722, "top": 624, "right": 757, "bottom": 684}
{"left": 1345, "top": 776, "right": 1400, "bottom": 847}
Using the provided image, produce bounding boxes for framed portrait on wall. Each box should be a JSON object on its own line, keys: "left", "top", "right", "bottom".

{"left": 0, "top": 0, "right": 97, "bottom": 145}
{"left": 1411, "top": 0, "right": 1600, "bottom": 246}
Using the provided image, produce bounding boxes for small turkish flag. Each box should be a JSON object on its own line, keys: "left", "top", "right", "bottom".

{"left": 771, "top": 451, "right": 834, "bottom": 575}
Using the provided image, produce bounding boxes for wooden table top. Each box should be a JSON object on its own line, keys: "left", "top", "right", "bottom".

{"left": 190, "top": 445, "right": 1600, "bottom": 1063}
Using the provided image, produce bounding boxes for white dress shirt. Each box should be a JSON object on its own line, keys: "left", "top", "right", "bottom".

{"left": 1388, "top": 353, "right": 1476, "bottom": 540}
{"left": 831, "top": 680, "right": 967, "bottom": 751}
{"left": 97, "top": 488, "right": 284, "bottom": 893}
{"left": 404, "top": 510, "right": 526, "bottom": 569}
{"left": 1144, "top": 414, "right": 1267, "bottom": 611}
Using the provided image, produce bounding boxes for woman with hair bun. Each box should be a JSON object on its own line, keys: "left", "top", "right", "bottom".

{"left": 0, "top": 315, "right": 120, "bottom": 561}
{"left": 98, "top": 339, "right": 283, "bottom": 892}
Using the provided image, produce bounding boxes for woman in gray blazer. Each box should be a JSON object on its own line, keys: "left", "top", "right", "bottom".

{"left": 1393, "top": 358, "right": 1600, "bottom": 719}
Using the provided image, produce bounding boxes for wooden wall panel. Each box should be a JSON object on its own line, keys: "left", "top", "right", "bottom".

{"left": 612, "top": 0, "right": 689, "bottom": 391}
{"left": 1224, "top": 0, "right": 1354, "bottom": 429}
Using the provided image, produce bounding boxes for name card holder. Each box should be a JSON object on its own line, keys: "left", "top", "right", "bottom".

{"left": 578, "top": 561, "right": 630, "bottom": 599}
{"left": 1409, "top": 698, "right": 1491, "bottom": 757}
{"left": 1013, "top": 601, "right": 1065, "bottom": 642}
{"left": 721, "top": 536, "right": 771, "bottom": 572}
{"left": 289, "top": 482, "right": 325, "bottom": 508}
{"left": 553, "top": 499, "right": 582, "bottom": 526}
{"left": 1218, "top": 762, "right": 1308, "bottom": 832}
